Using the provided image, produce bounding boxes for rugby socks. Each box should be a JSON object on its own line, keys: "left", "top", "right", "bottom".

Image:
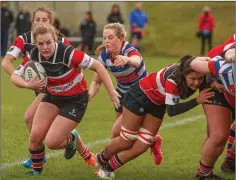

{"left": 80, "top": 147, "right": 91, "bottom": 160}
{"left": 197, "top": 161, "right": 213, "bottom": 177}
{"left": 105, "top": 154, "right": 124, "bottom": 172}
{"left": 226, "top": 148, "right": 235, "bottom": 161}
{"left": 226, "top": 123, "right": 235, "bottom": 149}
{"left": 30, "top": 144, "right": 45, "bottom": 173}
{"left": 98, "top": 148, "right": 113, "bottom": 166}
{"left": 225, "top": 123, "right": 235, "bottom": 160}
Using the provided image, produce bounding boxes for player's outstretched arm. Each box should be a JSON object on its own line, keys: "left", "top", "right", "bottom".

{"left": 89, "top": 60, "right": 121, "bottom": 109}
{"left": 88, "top": 72, "right": 103, "bottom": 101}
{"left": 190, "top": 57, "right": 212, "bottom": 74}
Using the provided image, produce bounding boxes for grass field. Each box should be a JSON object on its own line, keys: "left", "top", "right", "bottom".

{"left": 1, "top": 57, "right": 234, "bottom": 180}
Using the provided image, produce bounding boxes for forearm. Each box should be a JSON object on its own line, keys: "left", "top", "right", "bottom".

{"left": 126, "top": 56, "right": 141, "bottom": 68}
{"left": 2, "top": 55, "right": 16, "bottom": 75}
{"left": 190, "top": 57, "right": 211, "bottom": 75}
{"left": 166, "top": 98, "right": 198, "bottom": 117}
{"left": 11, "top": 73, "right": 27, "bottom": 88}
{"left": 94, "top": 66, "right": 115, "bottom": 97}
{"left": 89, "top": 81, "right": 102, "bottom": 97}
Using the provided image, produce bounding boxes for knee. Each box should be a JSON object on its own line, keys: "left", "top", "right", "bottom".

{"left": 119, "top": 126, "right": 138, "bottom": 149}
{"left": 111, "top": 125, "right": 120, "bottom": 139}
{"left": 211, "top": 133, "right": 229, "bottom": 148}
{"left": 45, "top": 136, "right": 58, "bottom": 150}
{"left": 30, "top": 131, "right": 44, "bottom": 148}
{"left": 24, "top": 109, "right": 34, "bottom": 125}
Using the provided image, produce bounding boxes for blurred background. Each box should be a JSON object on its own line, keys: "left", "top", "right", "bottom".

{"left": 2, "top": 1, "right": 235, "bottom": 57}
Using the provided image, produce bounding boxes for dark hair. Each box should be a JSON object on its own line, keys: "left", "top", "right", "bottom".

{"left": 173, "top": 55, "right": 196, "bottom": 99}
{"left": 86, "top": 11, "right": 95, "bottom": 24}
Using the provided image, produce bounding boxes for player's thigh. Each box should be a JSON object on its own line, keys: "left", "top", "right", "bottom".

{"left": 204, "top": 104, "right": 232, "bottom": 137}
{"left": 46, "top": 115, "right": 78, "bottom": 145}
{"left": 25, "top": 93, "right": 45, "bottom": 119}
{"left": 141, "top": 114, "right": 163, "bottom": 135}
{"left": 30, "top": 102, "right": 59, "bottom": 141}
{"left": 122, "top": 106, "right": 144, "bottom": 132}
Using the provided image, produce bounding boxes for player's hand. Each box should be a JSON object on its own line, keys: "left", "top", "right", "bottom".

{"left": 225, "top": 49, "right": 236, "bottom": 62}
{"left": 110, "top": 89, "right": 121, "bottom": 109}
{"left": 88, "top": 92, "right": 94, "bottom": 101}
{"left": 226, "top": 54, "right": 235, "bottom": 62}
{"left": 210, "top": 81, "right": 225, "bottom": 93}
{"left": 196, "top": 88, "right": 215, "bottom": 104}
{"left": 114, "top": 55, "right": 129, "bottom": 67}
{"left": 25, "top": 76, "right": 46, "bottom": 90}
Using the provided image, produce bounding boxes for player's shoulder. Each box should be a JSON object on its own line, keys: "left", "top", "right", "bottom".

{"left": 122, "top": 41, "right": 137, "bottom": 54}
{"left": 100, "top": 49, "right": 108, "bottom": 59}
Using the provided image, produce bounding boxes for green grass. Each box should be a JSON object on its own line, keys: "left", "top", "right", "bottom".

{"left": 1, "top": 57, "right": 234, "bottom": 180}
{"left": 127, "top": 2, "right": 235, "bottom": 57}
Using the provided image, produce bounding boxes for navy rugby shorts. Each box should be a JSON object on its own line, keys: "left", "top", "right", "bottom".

{"left": 123, "top": 82, "right": 166, "bottom": 120}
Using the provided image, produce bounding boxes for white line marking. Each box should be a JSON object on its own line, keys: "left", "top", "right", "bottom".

{"left": 1, "top": 115, "right": 204, "bottom": 170}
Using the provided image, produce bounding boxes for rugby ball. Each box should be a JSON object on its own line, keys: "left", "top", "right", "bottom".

{"left": 23, "top": 61, "right": 47, "bottom": 82}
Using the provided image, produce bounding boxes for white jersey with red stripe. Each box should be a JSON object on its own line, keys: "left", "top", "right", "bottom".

{"left": 14, "top": 42, "right": 93, "bottom": 96}
{"left": 6, "top": 31, "right": 71, "bottom": 61}
{"left": 139, "top": 64, "right": 195, "bottom": 105}
{"left": 98, "top": 41, "right": 147, "bottom": 94}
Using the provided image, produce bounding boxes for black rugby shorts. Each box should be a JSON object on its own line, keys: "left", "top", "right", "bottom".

{"left": 42, "top": 91, "right": 88, "bottom": 123}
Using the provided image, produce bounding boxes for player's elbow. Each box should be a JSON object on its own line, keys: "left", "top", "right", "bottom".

{"left": 1, "top": 58, "right": 7, "bottom": 69}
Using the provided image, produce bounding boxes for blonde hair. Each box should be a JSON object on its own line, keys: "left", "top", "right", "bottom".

{"left": 32, "top": 5, "right": 53, "bottom": 24}
{"left": 32, "top": 24, "right": 58, "bottom": 43}
{"left": 95, "top": 23, "right": 126, "bottom": 56}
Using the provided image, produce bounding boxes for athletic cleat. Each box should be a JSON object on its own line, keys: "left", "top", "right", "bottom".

{"left": 85, "top": 153, "right": 98, "bottom": 167}
{"left": 221, "top": 158, "right": 235, "bottom": 174}
{"left": 96, "top": 167, "right": 115, "bottom": 179}
{"left": 22, "top": 156, "right": 47, "bottom": 168}
{"left": 64, "top": 129, "right": 78, "bottom": 159}
{"left": 196, "top": 173, "right": 229, "bottom": 180}
{"left": 25, "top": 170, "right": 41, "bottom": 176}
{"left": 150, "top": 135, "right": 163, "bottom": 165}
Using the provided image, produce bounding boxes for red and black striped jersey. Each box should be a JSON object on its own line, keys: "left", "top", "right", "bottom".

{"left": 6, "top": 31, "right": 71, "bottom": 61}
{"left": 15, "top": 42, "right": 93, "bottom": 96}
{"left": 139, "top": 64, "right": 195, "bottom": 105}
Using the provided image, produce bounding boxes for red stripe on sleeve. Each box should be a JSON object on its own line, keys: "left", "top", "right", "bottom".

{"left": 208, "top": 61, "right": 216, "bottom": 76}
{"left": 128, "top": 51, "right": 141, "bottom": 57}
{"left": 70, "top": 49, "right": 85, "bottom": 68}
{"left": 12, "top": 37, "right": 24, "bottom": 50}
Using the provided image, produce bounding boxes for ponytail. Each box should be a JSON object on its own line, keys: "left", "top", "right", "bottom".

{"left": 95, "top": 44, "right": 105, "bottom": 56}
